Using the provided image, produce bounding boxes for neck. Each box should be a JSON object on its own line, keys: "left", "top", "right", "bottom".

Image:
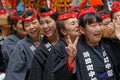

{"left": 31, "top": 35, "right": 40, "bottom": 47}
{"left": 85, "top": 38, "right": 99, "bottom": 46}
{"left": 47, "top": 30, "right": 59, "bottom": 45}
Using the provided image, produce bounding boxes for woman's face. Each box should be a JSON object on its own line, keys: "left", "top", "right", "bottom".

{"left": 14, "top": 20, "right": 26, "bottom": 37}
{"left": 83, "top": 22, "right": 103, "bottom": 45}
{"left": 24, "top": 16, "right": 41, "bottom": 38}
{"left": 39, "top": 16, "right": 57, "bottom": 38}
{"left": 64, "top": 18, "right": 81, "bottom": 37}
{"left": 113, "top": 11, "right": 120, "bottom": 22}
{"left": 102, "top": 18, "right": 114, "bottom": 36}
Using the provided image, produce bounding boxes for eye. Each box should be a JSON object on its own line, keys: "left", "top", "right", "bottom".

{"left": 46, "top": 21, "right": 50, "bottom": 24}
{"left": 71, "top": 21, "right": 75, "bottom": 25}
{"left": 24, "top": 24, "right": 29, "bottom": 27}
{"left": 91, "top": 24, "right": 96, "bottom": 27}
{"left": 32, "top": 22, "right": 37, "bottom": 24}
{"left": 113, "top": 17, "right": 118, "bottom": 21}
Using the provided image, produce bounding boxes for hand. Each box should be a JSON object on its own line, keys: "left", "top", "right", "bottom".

{"left": 113, "top": 16, "right": 120, "bottom": 40}
{"left": 65, "top": 35, "right": 79, "bottom": 63}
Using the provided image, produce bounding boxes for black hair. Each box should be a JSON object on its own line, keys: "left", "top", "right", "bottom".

{"left": 39, "top": 7, "right": 59, "bottom": 21}
{"left": 78, "top": 6, "right": 102, "bottom": 28}
{"left": 8, "top": 11, "right": 23, "bottom": 34}
{"left": 98, "top": 9, "right": 112, "bottom": 21}
{"left": 56, "top": 19, "right": 66, "bottom": 38}
{"left": 79, "top": 13, "right": 102, "bottom": 28}
{"left": 99, "top": 9, "right": 110, "bottom": 16}
{"left": 22, "top": 9, "right": 40, "bottom": 29}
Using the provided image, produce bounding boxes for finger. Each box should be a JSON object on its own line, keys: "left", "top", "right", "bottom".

{"left": 66, "top": 35, "right": 72, "bottom": 44}
{"left": 117, "top": 16, "right": 120, "bottom": 21}
{"left": 65, "top": 46, "right": 71, "bottom": 55}
{"left": 73, "top": 36, "right": 79, "bottom": 46}
{"left": 116, "top": 16, "right": 120, "bottom": 25}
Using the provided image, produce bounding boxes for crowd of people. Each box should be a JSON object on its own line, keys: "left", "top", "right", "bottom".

{"left": 0, "top": 1, "right": 120, "bottom": 80}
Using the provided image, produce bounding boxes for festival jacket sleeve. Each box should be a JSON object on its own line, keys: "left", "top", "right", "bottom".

{"left": 5, "top": 45, "right": 27, "bottom": 80}
{"left": 27, "top": 48, "right": 44, "bottom": 80}
{"left": 52, "top": 45, "right": 74, "bottom": 80}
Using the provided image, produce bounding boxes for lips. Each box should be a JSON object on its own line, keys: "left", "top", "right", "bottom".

{"left": 44, "top": 28, "right": 51, "bottom": 34}
{"left": 30, "top": 29, "right": 37, "bottom": 34}
{"left": 94, "top": 33, "right": 102, "bottom": 38}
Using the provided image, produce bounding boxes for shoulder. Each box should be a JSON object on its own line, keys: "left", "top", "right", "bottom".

{"left": 4, "top": 34, "right": 20, "bottom": 43}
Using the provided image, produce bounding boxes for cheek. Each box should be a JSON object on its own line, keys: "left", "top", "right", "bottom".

{"left": 50, "top": 23, "right": 57, "bottom": 29}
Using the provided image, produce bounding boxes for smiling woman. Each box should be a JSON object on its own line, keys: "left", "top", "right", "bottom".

{"left": 52, "top": 6, "right": 120, "bottom": 80}
{"left": 5, "top": 8, "right": 42, "bottom": 80}
{"left": 27, "top": 7, "right": 59, "bottom": 80}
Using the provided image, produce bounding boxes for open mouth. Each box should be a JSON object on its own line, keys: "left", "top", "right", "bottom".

{"left": 30, "top": 29, "right": 37, "bottom": 34}
{"left": 44, "top": 28, "right": 51, "bottom": 34}
{"left": 94, "top": 33, "right": 102, "bottom": 37}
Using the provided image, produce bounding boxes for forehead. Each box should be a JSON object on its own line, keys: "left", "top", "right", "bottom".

{"left": 24, "top": 16, "right": 38, "bottom": 24}
{"left": 64, "top": 18, "right": 78, "bottom": 23}
{"left": 40, "top": 16, "right": 53, "bottom": 21}
{"left": 113, "top": 11, "right": 120, "bottom": 18}
{"left": 102, "top": 18, "right": 111, "bottom": 23}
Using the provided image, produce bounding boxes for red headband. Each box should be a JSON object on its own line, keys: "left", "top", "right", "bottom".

{"left": 10, "top": 10, "right": 24, "bottom": 20}
{"left": 68, "top": 5, "right": 78, "bottom": 12}
{"left": 58, "top": 12, "right": 78, "bottom": 20}
{"left": 102, "top": 14, "right": 110, "bottom": 20}
{"left": 77, "top": 7, "right": 96, "bottom": 18}
{"left": 111, "top": 1, "right": 120, "bottom": 12}
{"left": 23, "top": 8, "right": 37, "bottom": 22}
{"left": 39, "top": 9, "right": 56, "bottom": 17}
{"left": 0, "top": 9, "right": 7, "bottom": 15}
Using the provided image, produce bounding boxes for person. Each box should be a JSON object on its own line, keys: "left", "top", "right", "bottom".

{"left": 1, "top": 10, "right": 26, "bottom": 69}
{"left": 27, "top": 7, "right": 59, "bottom": 80}
{"left": 98, "top": 9, "right": 115, "bottom": 38}
{"left": 52, "top": 6, "right": 119, "bottom": 80}
{"left": 108, "top": 1, "right": 120, "bottom": 75}
{"left": 0, "top": 31, "right": 5, "bottom": 80}
{"left": 0, "top": 7, "right": 10, "bottom": 80}
{"left": 5, "top": 8, "right": 41, "bottom": 80}
{"left": 52, "top": 11, "right": 80, "bottom": 80}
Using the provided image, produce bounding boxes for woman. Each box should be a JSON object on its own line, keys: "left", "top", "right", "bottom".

{"left": 2, "top": 10, "right": 26, "bottom": 68}
{"left": 108, "top": 0, "right": 120, "bottom": 75}
{"left": 51, "top": 11, "right": 80, "bottom": 80}
{"left": 98, "top": 9, "right": 115, "bottom": 38}
{"left": 53, "top": 6, "right": 119, "bottom": 80}
{"left": 27, "top": 7, "right": 59, "bottom": 80}
{"left": 5, "top": 8, "right": 41, "bottom": 80}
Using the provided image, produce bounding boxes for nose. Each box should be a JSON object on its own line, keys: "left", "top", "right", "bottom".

{"left": 43, "top": 23, "right": 48, "bottom": 28}
{"left": 95, "top": 25, "right": 101, "bottom": 31}
{"left": 29, "top": 24, "right": 34, "bottom": 29}
{"left": 75, "top": 21, "right": 79, "bottom": 28}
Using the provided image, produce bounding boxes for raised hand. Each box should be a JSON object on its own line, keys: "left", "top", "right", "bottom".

{"left": 113, "top": 16, "right": 120, "bottom": 40}
{"left": 65, "top": 35, "right": 79, "bottom": 63}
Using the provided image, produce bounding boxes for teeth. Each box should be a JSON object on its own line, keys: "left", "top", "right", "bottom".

{"left": 44, "top": 29, "right": 50, "bottom": 32}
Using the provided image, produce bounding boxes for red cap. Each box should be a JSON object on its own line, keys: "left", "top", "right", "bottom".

{"left": 68, "top": 5, "right": 78, "bottom": 12}
{"left": 0, "top": 9, "right": 7, "bottom": 15}
{"left": 39, "top": 9, "right": 56, "bottom": 17}
{"left": 23, "top": 8, "right": 37, "bottom": 22}
{"left": 10, "top": 10, "right": 24, "bottom": 20}
{"left": 111, "top": 1, "right": 120, "bottom": 12}
{"left": 102, "top": 14, "right": 110, "bottom": 20}
{"left": 58, "top": 12, "right": 78, "bottom": 20}
{"left": 77, "top": 7, "right": 96, "bottom": 18}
